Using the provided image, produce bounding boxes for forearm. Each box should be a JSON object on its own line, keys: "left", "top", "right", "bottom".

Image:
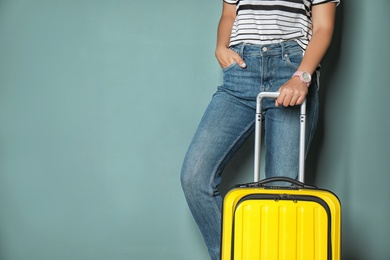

{"left": 298, "top": 2, "right": 337, "bottom": 75}
{"left": 216, "top": 17, "right": 234, "bottom": 49}
{"left": 297, "top": 27, "right": 335, "bottom": 75}
{"left": 216, "top": 3, "right": 236, "bottom": 51}
{"left": 215, "top": 3, "right": 245, "bottom": 68}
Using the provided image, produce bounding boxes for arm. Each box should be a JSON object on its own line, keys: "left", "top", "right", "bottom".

{"left": 276, "top": 2, "right": 337, "bottom": 107}
{"left": 215, "top": 2, "right": 246, "bottom": 69}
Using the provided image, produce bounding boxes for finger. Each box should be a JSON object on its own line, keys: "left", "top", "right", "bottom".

{"left": 236, "top": 59, "right": 246, "bottom": 68}
{"left": 297, "top": 96, "right": 306, "bottom": 105}
{"left": 296, "top": 95, "right": 306, "bottom": 105}
{"left": 289, "top": 94, "right": 300, "bottom": 106}
{"left": 276, "top": 91, "right": 286, "bottom": 107}
{"left": 278, "top": 89, "right": 292, "bottom": 107}
{"left": 283, "top": 96, "right": 292, "bottom": 107}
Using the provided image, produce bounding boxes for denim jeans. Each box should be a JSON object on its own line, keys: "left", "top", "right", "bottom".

{"left": 181, "top": 41, "right": 319, "bottom": 260}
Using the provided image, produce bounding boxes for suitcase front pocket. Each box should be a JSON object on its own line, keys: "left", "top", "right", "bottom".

{"left": 231, "top": 194, "right": 332, "bottom": 260}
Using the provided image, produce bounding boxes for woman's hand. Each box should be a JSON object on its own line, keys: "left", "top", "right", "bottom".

{"left": 275, "top": 77, "right": 308, "bottom": 107}
{"left": 215, "top": 2, "right": 246, "bottom": 70}
{"left": 215, "top": 47, "right": 246, "bottom": 69}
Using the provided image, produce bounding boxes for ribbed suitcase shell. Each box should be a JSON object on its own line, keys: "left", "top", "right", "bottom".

{"left": 221, "top": 92, "right": 341, "bottom": 260}
{"left": 221, "top": 186, "right": 341, "bottom": 260}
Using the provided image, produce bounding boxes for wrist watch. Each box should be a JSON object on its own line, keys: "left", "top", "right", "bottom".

{"left": 293, "top": 71, "right": 312, "bottom": 87}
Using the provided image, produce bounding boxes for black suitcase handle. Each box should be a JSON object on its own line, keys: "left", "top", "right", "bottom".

{"left": 257, "top": 177, "right": 316, "bottom": 188}
{"left": 236, "top": 177, "right": 317, "bottom": 189}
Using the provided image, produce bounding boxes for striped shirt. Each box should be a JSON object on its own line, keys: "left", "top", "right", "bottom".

{"left": 223, "top": 0, "right": 340, "bottom": 50}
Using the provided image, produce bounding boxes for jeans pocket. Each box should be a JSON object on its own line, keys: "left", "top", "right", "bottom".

{"left": 283, "top": 51, "right": 303, "bottom": 70}
{"left": 222, "top": 44, "right": 243, "bottom": 72}
{"left": 222, "top": 61, "right": 238, "bottom": 72}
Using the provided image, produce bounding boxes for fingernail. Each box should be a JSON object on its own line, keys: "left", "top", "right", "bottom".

{"left": 241, "top": 62, "right": 246, "bottom": 67}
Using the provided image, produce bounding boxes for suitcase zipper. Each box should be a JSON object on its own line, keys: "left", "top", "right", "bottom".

{"left": 230, "top": 194, "right": 333, "bottom": 260}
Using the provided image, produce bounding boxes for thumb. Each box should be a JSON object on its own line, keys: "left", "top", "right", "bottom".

{"left": 233, "top": 54, "right": 246, "bottom": 68}
{"left": 239, "top": 60, "right": 246, "bottom": 68}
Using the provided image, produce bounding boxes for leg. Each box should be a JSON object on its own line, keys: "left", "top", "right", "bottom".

{"left": 180, "top": 90, "right": 255, "bottom": 260}
{"left": 262, "top": 41, "right": 319, "bottom": 180}
{"left": 181, "top": 43, "right": 262, "bottom": 259}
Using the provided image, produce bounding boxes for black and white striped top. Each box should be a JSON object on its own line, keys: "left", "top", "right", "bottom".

{"left": 223, "top": 0, "right": 340, "bottom": 50}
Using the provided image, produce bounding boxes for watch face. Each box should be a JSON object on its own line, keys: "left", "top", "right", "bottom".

{"left": 302, "top": 72, "right": 311, "bottom": 83}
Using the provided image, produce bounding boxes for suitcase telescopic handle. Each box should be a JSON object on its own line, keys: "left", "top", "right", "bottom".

{"left": 254, "top": 92, "right": 306, "bottom": 183}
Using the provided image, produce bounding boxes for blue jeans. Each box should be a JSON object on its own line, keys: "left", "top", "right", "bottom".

{"left": 181, "top": 41, "right": 319, "bottom": 260}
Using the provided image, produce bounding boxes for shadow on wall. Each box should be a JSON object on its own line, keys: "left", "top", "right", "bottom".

{"left": 305, "top": 2, "right": 344, "bottom": 184}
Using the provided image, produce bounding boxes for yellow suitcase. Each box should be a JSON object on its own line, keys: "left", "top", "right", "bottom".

{"left": 221, "top": 92, "right": 341, "bottom": 260}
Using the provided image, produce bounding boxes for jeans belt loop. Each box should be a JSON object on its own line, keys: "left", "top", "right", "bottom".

{"left": 281, "top": 41, "right": 286, "bottom": 60}
{"left": 239, "top": 42, "right": 246, "bottom": 57}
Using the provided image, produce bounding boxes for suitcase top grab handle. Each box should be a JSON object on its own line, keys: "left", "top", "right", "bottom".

{"left": 254, "top": 92, "right": 307, "bottom": 183}
{"left": 236, "top": 176, "right": 317, "bottom": 189}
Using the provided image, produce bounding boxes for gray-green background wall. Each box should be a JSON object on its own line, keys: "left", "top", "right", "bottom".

{"left": 0, "top": 1, "right": 388, "bottom": 259}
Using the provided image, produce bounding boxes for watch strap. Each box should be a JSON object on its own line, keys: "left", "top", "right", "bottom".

{"left": 293, "top": 71, "right": 311, "bottom": 87}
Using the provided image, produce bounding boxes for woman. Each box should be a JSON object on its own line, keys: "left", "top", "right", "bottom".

{"left": 181, "top": 1, "right": 340, "bottom": 259}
